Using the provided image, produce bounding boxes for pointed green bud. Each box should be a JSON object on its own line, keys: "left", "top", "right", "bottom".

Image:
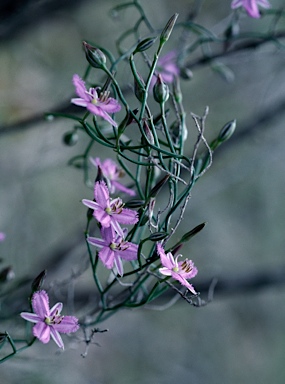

{"left": 180, "top": 223, "right": 206, "bottom": 243}
{"left": 63, "top": 131, "right": 79, "bottom": 146}
{"left": 147, "top": 232, "right": 168, "bottom": 241}
{"left": 218, "top": 120, "right": 236, "bottom": 143}
{"left": 134, "top": 73, "right": 146, "bottom": 102}
{"left": 149, "top": 175, "right": 169, "bottom": 198}
{"left": 83, "top": 41, "right": 106, "bottom": 68}
{"left": 160, "top": 13, "right": 179, "bottom": 44}
{"left": 134, "top": 37, "right": 157, "bottom": 54}
{"left": 153, "top": 74, "right": 169, "bottom": 104}
{"left": 124, "top": 199, "right": 145, "bottom": 208}
{"left": 31, "top": 270, "right": 47, "bottom": 292}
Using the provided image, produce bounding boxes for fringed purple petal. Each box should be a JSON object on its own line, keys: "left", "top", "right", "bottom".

{"left": 112, "top": 208, "right": 138, "bottom": 225}
{"left": 53, "top": 316, "right": 79, "bottom": 334}
{"left": 32, "top": 290, "right": 50, "bottom": 318}
{"left": 99, "top": 247, "right": 115, "bottom": 269}
{"left": 72, "top": 74, "right": 89, "bottom": 101}
{"left": 33, "top": 322, "right": 50, "bottom": 344}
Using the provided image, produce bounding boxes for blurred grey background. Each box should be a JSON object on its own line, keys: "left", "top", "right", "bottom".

{"left": 1, "top": 0, "right": 285, "bottom": 383}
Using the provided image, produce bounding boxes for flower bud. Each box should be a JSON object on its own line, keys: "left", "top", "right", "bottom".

{"left": 218, "top": 120, "right": 236, "bottom": 142}
{"left": 160, "top": 13, "right": 179, "bottom": 43}
{"left": 31, "top": 270, "right": 46, "bottom": 292}
{"left": 142, "top": 121, "right": 154, "bottom": 146}
{"left": 63, "top": 131, "right": 79, "bottom": 146}
{"left": 149, "top": 175, "right": 169, "bottom": 198}
{"left": 83, "top": 41, "right": 106, "bottom": 68}
{"left": 134, "top": 37, "right": 157, "bottom": 54}
{"left": 0, "top": 266, "right": 15, "bottom": 283}
{"left": 153, "top": 74, "right": 169, "bottom": 104}
{"left": 134, "top": 73, "right": 146, "bottom": 102}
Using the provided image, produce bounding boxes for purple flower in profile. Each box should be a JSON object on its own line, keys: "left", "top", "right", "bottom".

{"left": 82, "top": 181, "right": 138, "bottom": 237}
{"left": 20, "top": 290, "right": 79, "bottom": 349}
{"left": 71, "top": 74, "right": 121, "bottom": 127}
{"left": 157, "top": 244, "right": 198, "bottom": 295}
{"left": 0, "top": 232, "right": 5, "bottom": 242}
{"left": 90, "top": 157, "right": 136, "bottom": 196}
{"left": 87, "top": 227, "right": 138, "bottom": 276}
{"left": 155, "top": 51, "right": 180, "bottom": 84}
{"left": 231, "top": 0, "right": 271, "bottom": 18}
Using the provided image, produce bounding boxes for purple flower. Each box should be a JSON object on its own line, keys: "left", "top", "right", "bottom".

{"left": 71, "top": 74, "right": 121, "bottom": 127}
{"left": 90, "top": 157, "right": 136, "bottom": 196}
{"left": 231, "top": 0, "right": 271, "bottom": 18}
{"left": 87, "top": 227, "right": 138, "bottom": 276}
{"left": 0, "top": 232, "right": 5, "bottom": 242}
{"left": 82, "top": 181, "right": 138, "bottom": 237}
{"left": 157, "top": 244, "right": 198, "bottom": 295}
{"left": 20, "top": 290, "right": 79, "bottom": 349}
{"left": 155, "top": 51, "right": 180, "bottom": 84}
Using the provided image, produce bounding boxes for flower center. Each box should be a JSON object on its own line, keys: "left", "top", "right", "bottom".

{"left": 106, "top": 198, "right": 124, "bottom": 215}
{"left": 110, "top": 240, "right": 129, "bottom": 251}
{"left": 44, "top": 311, "right": 64, "bottom": 326}
{"left": 180, "top": 259, "right": 193, "bottom": 273}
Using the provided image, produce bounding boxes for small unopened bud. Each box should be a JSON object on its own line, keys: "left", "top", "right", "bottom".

{"left": 173, "top": 76, "right": 182, "bottom": 103}
{"left": 148, "top": 232, "right": 168, "bottom": 241}
{"left": 134, "top": 73, "right": 146, "bottom": 102}
{"left": 218, "top": 120, "right": 236, "bottom": 142}
{"left": 134, "top": 37, "right": 157, "bottom": 54}
{"left": 149, "top": 175, "right": 169, "bottom": 198}
{"left": 170, "top": 120, "right": 188, "bottom": 143}
{"left": 180, "top": 67, "right": 193, "bottom": 80}
{"left": 31, "top": 270, "right": 47, "bottom": 292}
{"left": 124, "top": 199, "right": 145, "bottom": 208}
{"left": 0, "top": 266, "right": 15, "bottom": 283}
{"left": 153, "top": 74, "right": 169, "bottom": 104}
{"left": 83, "top": 41, "right": 106, "bottom": 68}
{"left": 180, "top": 223, "right": 206, "bottom": 243}
{"left": 142, "top": 121, "right": 154, "bottom": 146}
{"left": 63, "top": 131, "right": 79, "bottom": 146}
{"left": 160, "top": 13, "right": 179, "bottom": 43}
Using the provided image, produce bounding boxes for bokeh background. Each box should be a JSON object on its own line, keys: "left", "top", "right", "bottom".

{"left": 1, "top": 0, "right": 285, "bottom": 383}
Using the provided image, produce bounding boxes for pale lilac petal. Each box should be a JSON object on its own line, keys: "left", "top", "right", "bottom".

{"left": 72, "top": 74, "right": 89, "bottom": 101}
{"left": 99, "top": 247, "right": 115, "bottom": 269}
{"left": 157, "top": 244, "right": 175, "bottom": 270}
{"left": 0, "top": 232, "right": 5, "bottom": 242}
{"left": 53, "top": 316, "right": 79, "bottom": 334}
{"left": 33, "top": 322, "right": 50, "bottom": 344}
{"left": 71, "top": 97, "right": 88, "bottom": 107}
{"left": 112, "top": 209, "right": 138, "bottom": 225}
{"left": 20, "top": 312, "right": 41, "bottom": 323}
{"left": 114, "top": 254, "right": 124, "bottom": 276}
{"left": 49, "top": 302, "right": 63, "bottom": 317}
{"left": 174, "top": 274, "right": 197, "bottom": 295}
{"left": 110, "top": 219, "right": 124, "bottom": 237}
{"left": 32, "top": 290, "right": 50, "bottom": 318}
{"left": 50, "top": 328, "right": 64, "bottom": 349}
{"left": 87, "top": 236, "right": 108, "bottom": 248}
{"left": 82, "top": 199, "right": 99, "bottom": 210}
{"left": 231, "top": 0, "right": 243, "bottom": 8}
{"left": 112, "top": 181, "right": 136, "bottom": 196}
{"left": 159, "top": 267, "right": 172, "bottom": 276}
